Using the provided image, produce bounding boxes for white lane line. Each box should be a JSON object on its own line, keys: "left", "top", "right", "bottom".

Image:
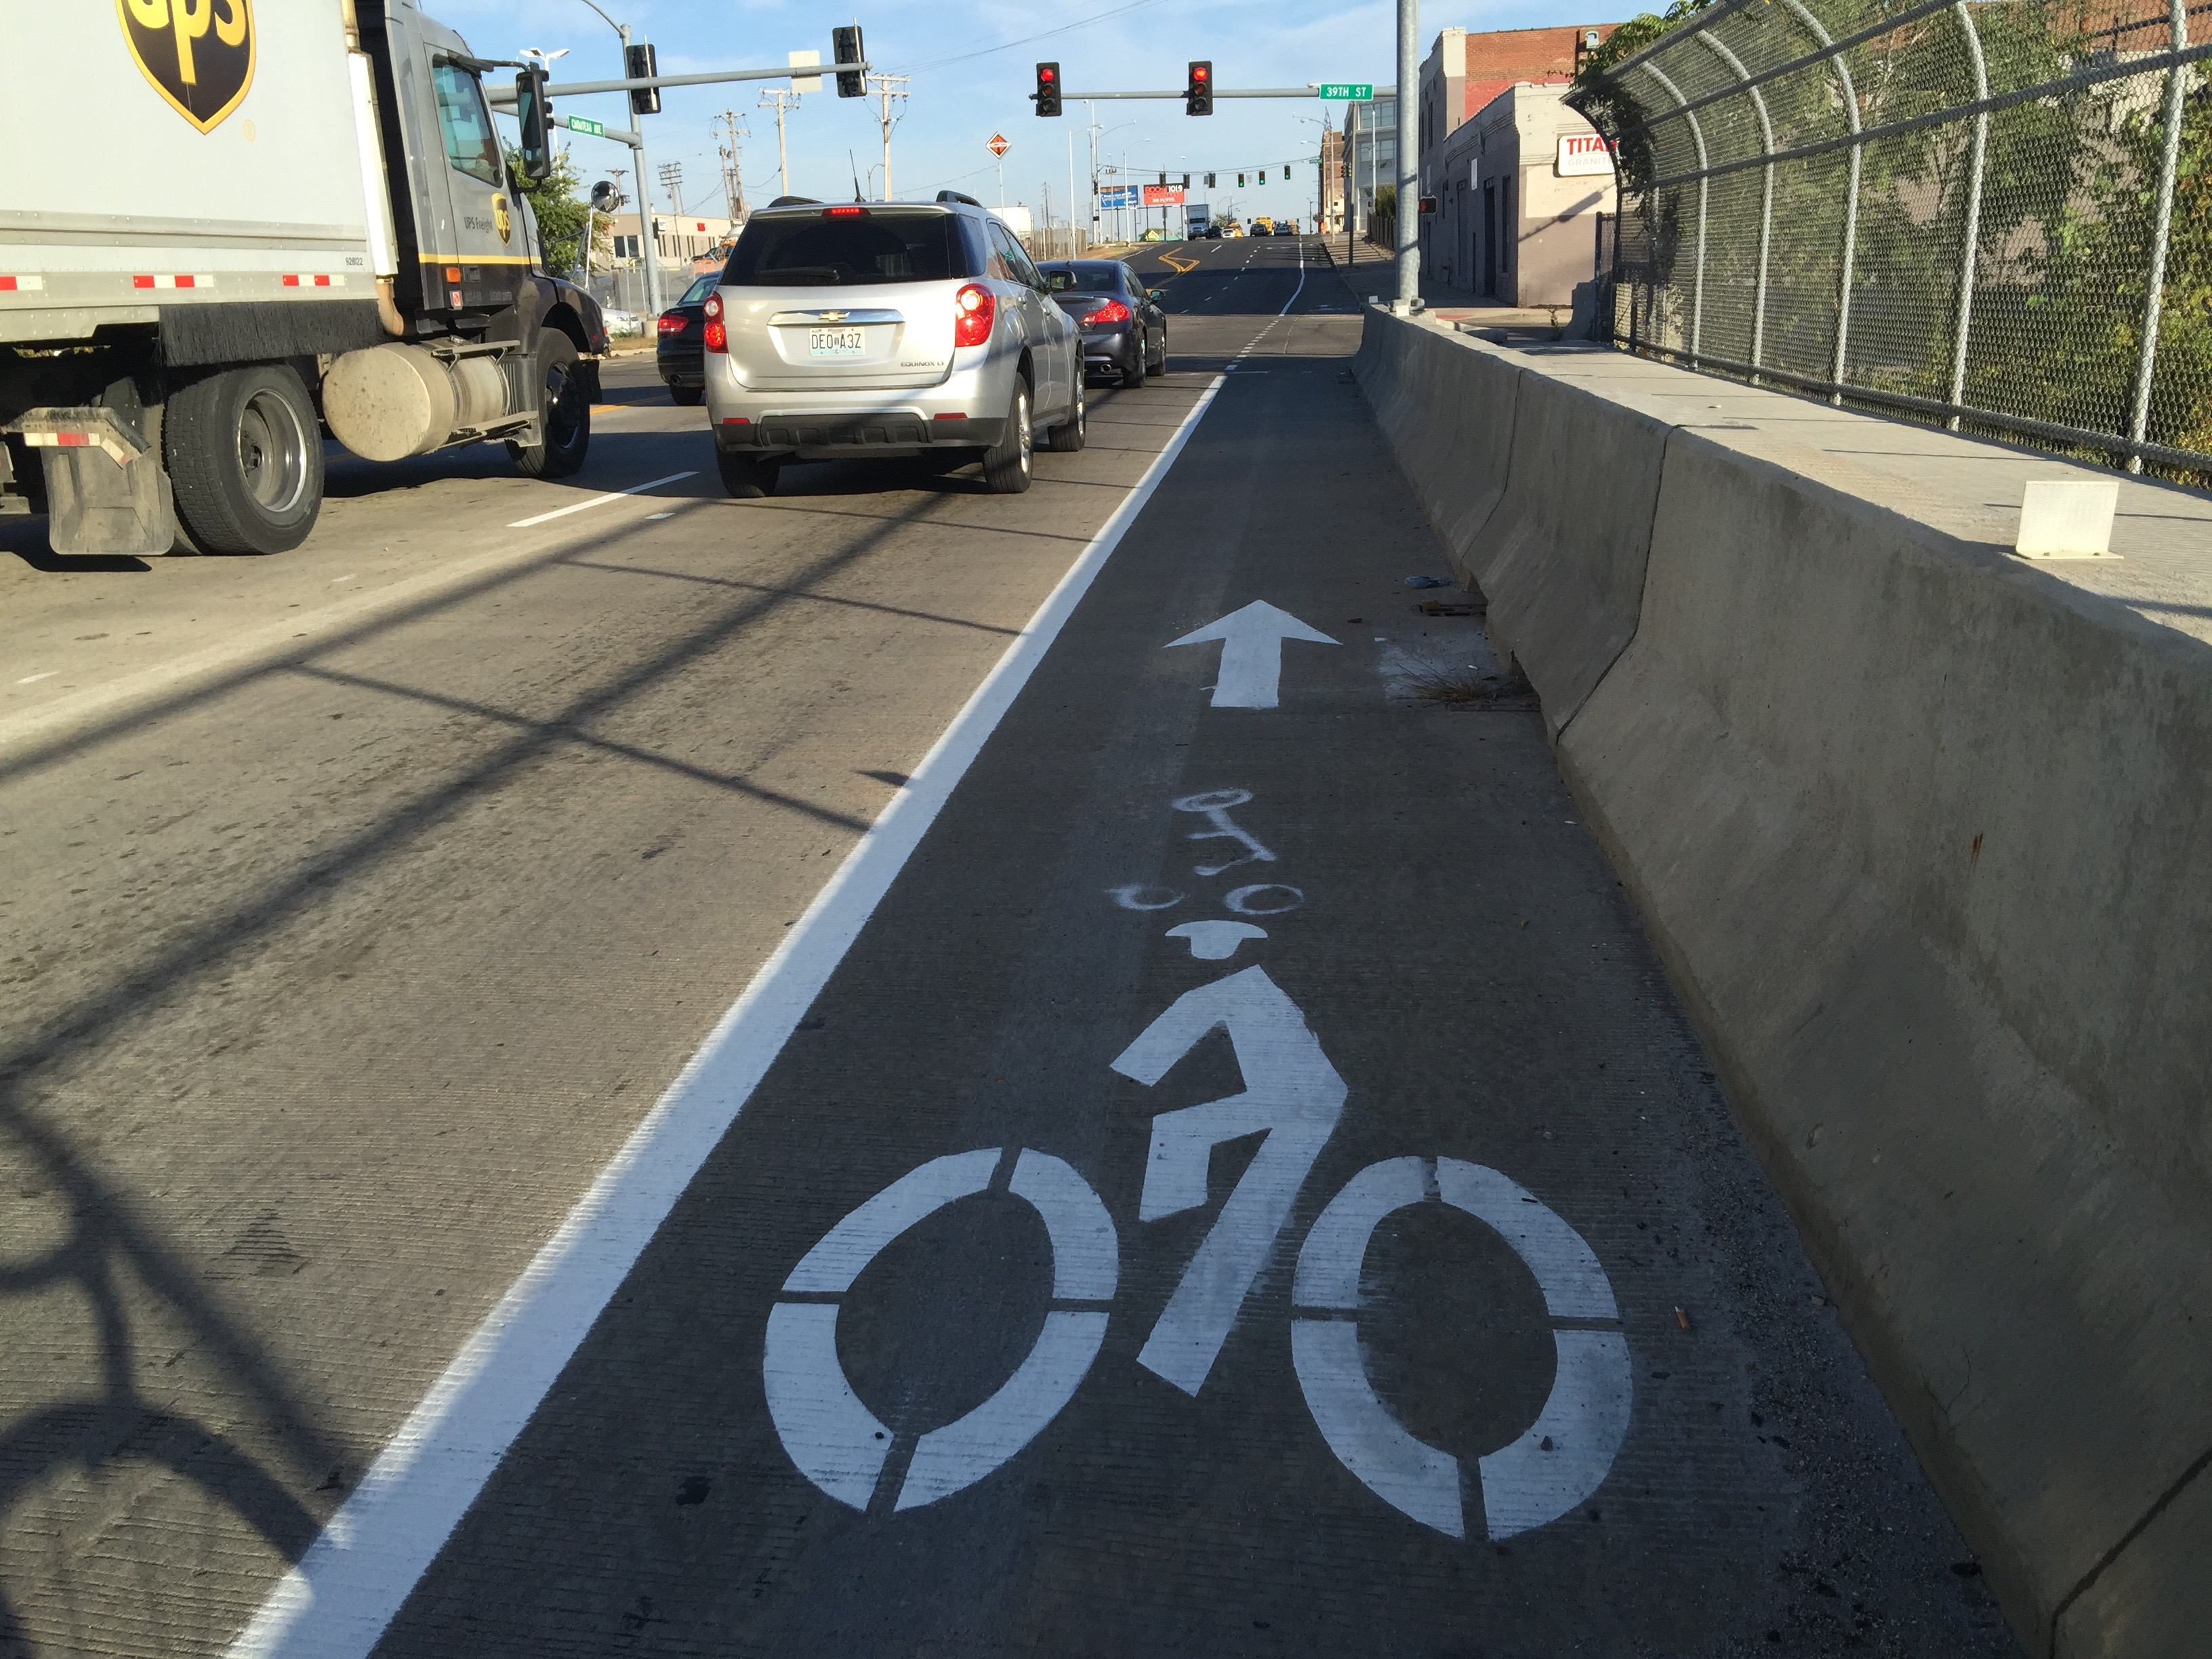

{"left": 226, "top": 373, "right": 1231, "bottom": 1659}
{"left": 506, "top": 470, "right": 697, "bottom": 529}
{"left": 15, "top": 672, "right": 56, "bottom": 685}
{"left": 1230, "top": 240, "right": 1307, "bottom": 365}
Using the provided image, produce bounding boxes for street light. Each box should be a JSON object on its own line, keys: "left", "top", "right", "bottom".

{"left": 571, "top": 0, "right": 665, "bottom": 315}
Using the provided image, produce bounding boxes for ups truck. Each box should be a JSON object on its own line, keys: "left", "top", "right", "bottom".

{"left": 0, "top": 1, "right": 607, "bottom": 558}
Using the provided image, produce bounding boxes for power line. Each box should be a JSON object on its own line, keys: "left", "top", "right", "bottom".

{"left": 893, "top": 0, "right": 1176, "bottom": 76}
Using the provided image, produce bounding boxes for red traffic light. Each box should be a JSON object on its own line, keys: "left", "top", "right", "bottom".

{"left": 1041, "top": 65, "right": 1057, "bottom": 81}
{"left": 1193, "top": 64, "right": 1208, "bottom": 81}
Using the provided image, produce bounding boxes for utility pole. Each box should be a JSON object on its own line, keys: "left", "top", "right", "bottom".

{"left": 657, "top": 160, "right": 685, "bottom": 216}
{"left": 758, "top": 87, "right": 800, "bottom": 197}
{"left": 714, "top": 109, "right": 750, "bottom": 223}
{"left": 1396, "top": 0, "right": 1419, "bottom": 310}
{"left": 867, "top": 73, "right": 908, "bottom": 201}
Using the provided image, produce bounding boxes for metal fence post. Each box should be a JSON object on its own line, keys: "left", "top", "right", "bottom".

{"left": 1945, "top": 1, "right": 1990, "bottom": 428}
{"left": 1640, "top": 60, "right": 1708, "bottom": 361}
{"left": 2127, "top": 0, "right": 2190, "bottom": 473}
{"left": 1778, "top": 0, "right": 1862, "bottom": 403}
{"left": 1697, "top": 31, "right": 1776, "bottom": 377}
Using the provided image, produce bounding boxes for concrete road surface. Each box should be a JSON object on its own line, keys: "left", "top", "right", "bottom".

{"left": 0, "top": 237, "right": 2012, "bottom": 1657}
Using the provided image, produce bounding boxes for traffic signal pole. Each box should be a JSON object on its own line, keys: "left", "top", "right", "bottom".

{"left": 1396, "top": 0, "right": 1419, "bottom": 310}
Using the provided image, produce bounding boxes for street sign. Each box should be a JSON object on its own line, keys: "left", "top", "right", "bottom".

{"left": 988, "top": 131, "right": 1010, "bottom": 157}
{"left": 1316, "top": 83, "right": 1374, "bottom": 100}
{"left": 566, "top": 115, "right": 606, "bottom": 138}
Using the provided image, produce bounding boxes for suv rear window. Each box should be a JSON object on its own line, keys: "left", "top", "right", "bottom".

{"left": 722, "top": 211, "right": 977, "bottom": 286}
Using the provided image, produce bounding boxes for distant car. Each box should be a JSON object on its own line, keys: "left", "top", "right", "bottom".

{"left": 1038, "top": 260, "right": 1167, "bottom": 389}
{"left": 655, "top": 274, "right": 719, "bottom": 406}
{"left": 1252, "top": 218, "right": 1274, "bottom": 237}
{"left": 701, "top": 192, "right": 1084, "bottom": 497}
{"left": 1202, "top": 225, "right": 1224, "bottom": 239}
{"left": 601, "top": 307, "right": 644, "bottom": 335}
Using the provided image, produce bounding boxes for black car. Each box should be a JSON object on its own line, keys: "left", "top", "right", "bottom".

{"left": 1037, "top": 260, "right": 1168, "bottom": 388}
{"left": 656, "top": 273, "right": 720, "bottom": 405}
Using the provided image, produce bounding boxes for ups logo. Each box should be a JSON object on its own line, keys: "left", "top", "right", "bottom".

{"left": 118, "top": 0, "right": 255, "bottom": 134}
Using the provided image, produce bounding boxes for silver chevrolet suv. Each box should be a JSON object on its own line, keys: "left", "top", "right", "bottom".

{"left": 701, "top": 192, "right": 1084, "bottom": 497}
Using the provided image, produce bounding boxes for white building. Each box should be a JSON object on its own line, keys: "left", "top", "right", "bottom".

{"left": 602, "top": 212, "right": 735, "bottom": 266}
{"left": 1427, "top": 83, "right": 1617, "bottom": 308}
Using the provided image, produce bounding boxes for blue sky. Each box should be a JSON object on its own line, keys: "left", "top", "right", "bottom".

{"left": 443, "top": 0, "right": 1620, "bottom": 229}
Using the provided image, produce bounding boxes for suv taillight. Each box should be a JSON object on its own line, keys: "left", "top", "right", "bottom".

{"left": 1084, "top": 298, "right": 1132, "bottom": 325}
{"left": 703, "top": 292, "right": 726, "bottom": 353}
{"left": 953, "top": 283, "right": 994, "bottom": 348}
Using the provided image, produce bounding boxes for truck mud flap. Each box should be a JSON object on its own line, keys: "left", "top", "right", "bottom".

{"left": 11, "top": 407, "right": 177, "bottom": 556}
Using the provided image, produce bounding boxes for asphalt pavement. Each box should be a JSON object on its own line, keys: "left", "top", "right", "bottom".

{"left": 0, "top": 238, "right": 2013, "bottom": 1658}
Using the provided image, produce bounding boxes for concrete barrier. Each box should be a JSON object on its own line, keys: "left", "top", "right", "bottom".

{"left": 1355, "top": 310, "right": 2212, "bottom": 1658}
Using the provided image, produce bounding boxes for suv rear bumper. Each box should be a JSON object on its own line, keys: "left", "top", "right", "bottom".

{"left": 715, "top": 411, "right": 1006, "bottom": 455}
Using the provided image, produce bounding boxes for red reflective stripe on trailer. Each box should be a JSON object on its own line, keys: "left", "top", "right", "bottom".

{"left": 281, "top": 274, "right": 301, "bottom": 287}
{"left": 174, "top": 274, "right": 195, "bottom": 288}
{"left": 133, "top": 275, "right": 155, "bottom": 289}
{"left": 56, "top": 433, "right": 89, "bottom": 447}
{"left": 0, "top": 277, "right": 14, "bottom": 291}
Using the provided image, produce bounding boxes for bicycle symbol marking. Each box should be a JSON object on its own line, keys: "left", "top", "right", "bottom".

{"left": 762, "top": 1148, "right": 1115, "bottom": 1513}
{"left": 765, "top": 780, "right": 1631, "bottom": 1536}
{"left": 1291, "top": 1156, "right": 1631, "bottom": 1540}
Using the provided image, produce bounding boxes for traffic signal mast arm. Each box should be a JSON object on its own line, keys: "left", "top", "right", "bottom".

{"left": 486, "top": 60, "right": 874, "bottom": 104}
{"left": 1032, "top": 85, "right": 1395, "bottom": 104}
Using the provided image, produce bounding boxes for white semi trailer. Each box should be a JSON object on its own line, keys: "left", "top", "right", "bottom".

{"left": 0, "top": 1, "right": 609, "bottom": 556}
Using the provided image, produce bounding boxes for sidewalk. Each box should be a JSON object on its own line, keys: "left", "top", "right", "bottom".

{"left": 1314, "top": 239, "right": 1585, "bottom": 334}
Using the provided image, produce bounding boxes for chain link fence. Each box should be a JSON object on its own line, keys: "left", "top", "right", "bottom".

{"left": 1572, "top": 0, "right": 2210, "bottom": 480}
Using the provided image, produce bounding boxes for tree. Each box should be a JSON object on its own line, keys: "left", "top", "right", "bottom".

{"left": 505, "top": 146, "right": 598, "bottom": 276}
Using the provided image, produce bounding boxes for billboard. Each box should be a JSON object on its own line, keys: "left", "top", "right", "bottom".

{"left": 1141, "top": 185, "right": 1187, "bottom": 207}
{"left": 1097, "top": 185, "right": 1141, "bottom": 210}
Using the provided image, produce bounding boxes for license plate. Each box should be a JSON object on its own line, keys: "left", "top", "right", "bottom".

{"left": 809, "top": 327, "right": 865, "bottom": 357}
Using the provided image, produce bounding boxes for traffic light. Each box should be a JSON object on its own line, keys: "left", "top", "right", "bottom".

{"left": 1259, "top": 169, "right": 1267, "bottom": 183}
{"left": 1185, "top": 60, "right": 1212, "bottom": 116}
{"left": 1034, "top": 61, "right": 1061, "bottom": 117}
{"left": 1206, "top": 172, "right": 1216, "bottom": 188}
{"left": 624, "top": 41, "right": 659, "bottom": 115}
{"left": 1237, "top": 173, "right": 1246, "bottom": 186}
{"left": 832, "top": 25, "right": 864, "bottom": 98}
{"left": 1181, "top": 173, "right": 1190, "bottom": 189}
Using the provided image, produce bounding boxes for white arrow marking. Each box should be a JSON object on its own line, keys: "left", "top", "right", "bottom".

{"left": 1166, "top": 601, "right": 1338, "bottom": 710}
{"left": 1111, "top": 966, "right": 1346, "bottom": 1393}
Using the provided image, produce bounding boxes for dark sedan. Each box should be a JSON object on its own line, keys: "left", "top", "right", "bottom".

{"left": 655, "top": 273, "right": 720, "bottom": 405}
{"left": 1038, "top": 260, "right": 1168, "bottom": 388}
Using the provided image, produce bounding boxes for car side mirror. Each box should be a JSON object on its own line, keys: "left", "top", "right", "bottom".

{"left": 1148, "top": 289, "right": 1165, "bottom": 301}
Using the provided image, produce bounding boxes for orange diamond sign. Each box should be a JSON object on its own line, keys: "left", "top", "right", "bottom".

{"left": 987, "top": 132, "right": 1010, "bottom": 157}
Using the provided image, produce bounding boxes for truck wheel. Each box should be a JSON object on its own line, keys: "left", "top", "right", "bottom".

{"left": 165, "top": 363, "right": 323, "bottom": 554}
{"left": 980, "top": 380, "right": 1033, "bottom": 495}
{"left": 716, "top": 449, "right": 779, "bottom": 498}
{"left": 508, "top": 331, "right": 590, "bottom": 479}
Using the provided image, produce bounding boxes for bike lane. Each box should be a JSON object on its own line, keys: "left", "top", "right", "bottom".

{"left": 345, "top": 340, "right": 2007, "bottom": 1656}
